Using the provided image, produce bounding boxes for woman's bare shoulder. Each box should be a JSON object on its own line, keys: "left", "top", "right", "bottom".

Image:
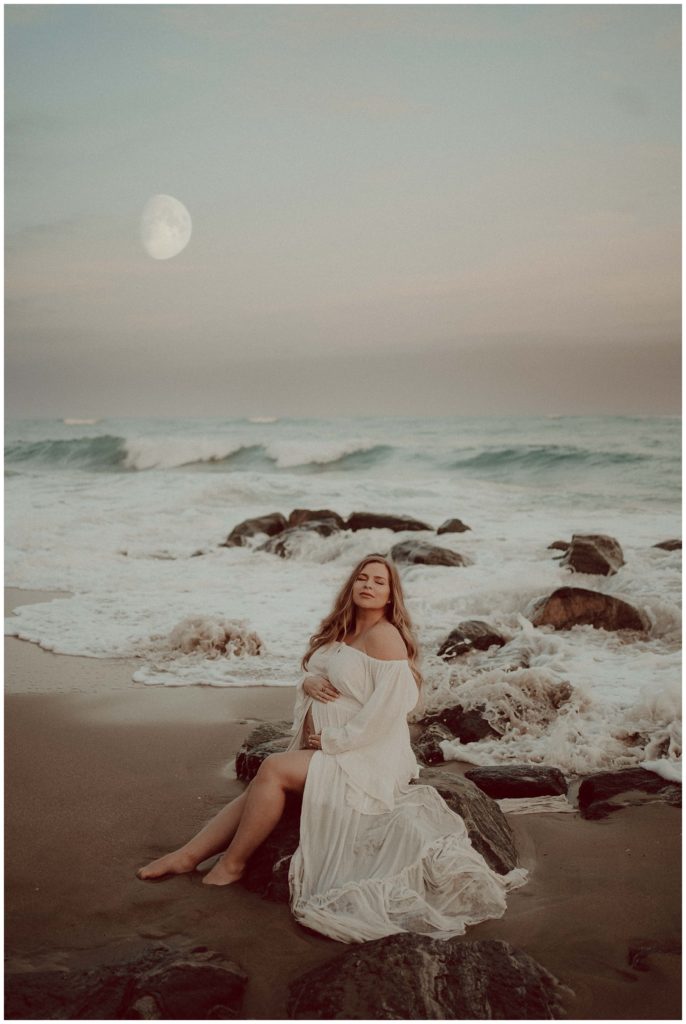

{"left": 364, "top": 621, "right": 408, "bottom": 661}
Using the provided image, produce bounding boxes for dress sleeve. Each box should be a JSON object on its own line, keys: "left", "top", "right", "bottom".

{"left": 320, "top": 659, "right": 416, "bottom": 755}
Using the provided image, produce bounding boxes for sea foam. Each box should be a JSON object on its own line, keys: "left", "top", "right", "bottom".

{"left": 5, "top": 414, "right": 680, "bottom": 778}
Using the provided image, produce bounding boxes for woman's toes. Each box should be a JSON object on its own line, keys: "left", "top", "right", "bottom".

{"left": 137, "top": 851, "right": 195, "bottom": 880}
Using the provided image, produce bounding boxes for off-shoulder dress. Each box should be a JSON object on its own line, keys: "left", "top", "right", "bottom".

{"left": 286, "top": 641, "right": 526, "bottom": 943}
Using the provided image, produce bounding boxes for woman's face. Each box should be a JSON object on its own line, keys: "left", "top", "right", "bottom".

{"left": 352, "top": 561, "right": 391, "bottom": 612}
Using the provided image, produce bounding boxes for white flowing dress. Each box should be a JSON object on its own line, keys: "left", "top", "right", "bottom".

{"left": 286, "top": 642, "right": 526, "bottom": 943}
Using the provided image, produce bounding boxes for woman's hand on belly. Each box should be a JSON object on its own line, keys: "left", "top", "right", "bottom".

{"left": 303, "top": 674, "right": 340, "bottom": 702}
{"left": 306, "top": 731, "right": 322, "bottom": 750}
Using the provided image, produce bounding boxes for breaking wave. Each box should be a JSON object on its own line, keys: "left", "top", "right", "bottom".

{"left": 7, "top": 432, "right": 674, "bottom": 483}
{"left": 5, "top": 435, "right": 393, "bottom": 473}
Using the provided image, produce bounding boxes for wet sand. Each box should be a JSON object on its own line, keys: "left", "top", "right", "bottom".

{"left": 5, "top": 590, "right": 682, "bottom": 1019}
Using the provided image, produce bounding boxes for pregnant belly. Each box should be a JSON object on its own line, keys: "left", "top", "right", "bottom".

{"left": 311, "top": 694, "right": 361, "bottom": 731}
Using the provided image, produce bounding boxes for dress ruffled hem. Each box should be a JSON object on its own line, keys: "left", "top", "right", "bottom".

{"left": 289, "top": 829, "right": 528, "bottom": 944}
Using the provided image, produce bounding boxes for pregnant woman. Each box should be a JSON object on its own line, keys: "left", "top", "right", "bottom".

{"left": 138, "top": 553, "right": 525, "bottom": 942}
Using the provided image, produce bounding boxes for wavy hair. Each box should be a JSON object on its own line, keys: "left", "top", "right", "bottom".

{"left": 301, "top": 553, "right": 422, "bottom": 687}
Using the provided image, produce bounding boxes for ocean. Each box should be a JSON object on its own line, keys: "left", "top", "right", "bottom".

{"left": 5, "top": 414, "right": 681, "bottom": 778}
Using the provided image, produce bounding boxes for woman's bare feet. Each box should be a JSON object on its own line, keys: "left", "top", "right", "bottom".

{"left": 137, "top": 849, "right": 197, "bottom": 880}
{"left": 202, "top": 856, "right": 244, "bottom": 886}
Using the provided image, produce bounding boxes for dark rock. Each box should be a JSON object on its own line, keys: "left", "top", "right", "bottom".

{"left": 436, "top": 517, "right": 471, "bottom": 534}
{"left": 560, "top": 533, "right": 625, "bottom": 576}
{"left": 530, "top": 586, "right": 650, "bottom": 633}
{"left": 258, "top": 520, "right": 341, "bottom": 557}
{"left": 390, "top": 540, "right": 469, "bottom": 567}
{"left": 653, "top": 539, "right": 682, "bottom": 551}
{"left": 345, "top": 512, "right": 432, "bottom": 532}
{"left": 235, "top": 734, "right": 292, "bottom": 783}
{"left": 437, "top": 632, "right": 473, "bottom": 658}
{"left": 412, "top": 723, "right": 454, "bottom": 765}
{"left": 5, "top": 946, "right": 247, "bottom": 1021}
{"left": 221, "top": 512, "right": 287, "bottom": 547}
{"left": 419, "top": 704, "right": 499, "bottom": 743}
{"left": 578, "top": 767, "right": 681, "bottom": 819}
{"left": 437, "top": 620, "right": 509, "bottom": 660}
{"left": 548, "top": 540, "right": 570, "bottom": 551}
{"left": 242, "top": 793, "right": 303, "bottom": 902}
{"left": 288, "top": 936, "right": 565, "bottom": 1019}
{"left": 661, "top": 784, "right": 682, "bottom": 808}
{"left": 465, "top": 765, "right": 568, "bottom": 799}
{"left": 288, "top": 508, "right": 346, "bottom": 529}
{"left": 414, "top": 768, "right": 518, "bottom": 874}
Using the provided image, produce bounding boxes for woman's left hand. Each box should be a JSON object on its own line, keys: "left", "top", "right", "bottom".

{"left": 307, "top": 732, "right": 322, "bottom": 750}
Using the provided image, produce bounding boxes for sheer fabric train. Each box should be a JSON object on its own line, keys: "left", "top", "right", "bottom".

{"left": 286, "top": 642, "right": 526, "bottom": 943}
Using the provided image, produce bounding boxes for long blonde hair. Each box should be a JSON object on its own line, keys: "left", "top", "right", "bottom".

{"left": 302, "top": 553, "right": 422, "bottom": 687}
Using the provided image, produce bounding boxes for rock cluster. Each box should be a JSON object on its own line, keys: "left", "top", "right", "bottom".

{"left": 6, "top": 935, "right": 567, "bottom": 1020}
{"left": 423, "top": 531, "right": 653, "bottom": 673}
{"left": 4, "top": 946, "right": 247, "bottom": 1020}
{"left": 220, "top": 508, "right": 473, "bottom": 562}
{"left": 288, "top": 935, "right": 567, "bottom": 1019}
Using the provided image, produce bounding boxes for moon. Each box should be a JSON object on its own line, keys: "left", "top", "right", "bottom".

{"left": 140, "top": 194, "right": 192, "bottom": 260}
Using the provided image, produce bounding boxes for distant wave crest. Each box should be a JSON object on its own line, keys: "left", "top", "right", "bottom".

{"left": 5, "top": 435, "right": 128, "bottom": 471}
{"left": 5, "top": 434, "right": 394, "bottom": 473}
{"left": 5, "top": 431, "right": 676, "bottom": 483}
{"left": 451, "top": 444, "right": 652, "bottom": 475}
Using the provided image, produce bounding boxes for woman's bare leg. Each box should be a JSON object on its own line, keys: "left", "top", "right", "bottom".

{"left": 137, "top": 786, "right": 252, "bottom": 879}
{"left": 203, "top": 749, "right": 315, "bottom": 886}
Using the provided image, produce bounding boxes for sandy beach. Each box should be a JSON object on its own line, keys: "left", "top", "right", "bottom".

{"left": 5, "top": 588, "right": 681, "bottom": 1020}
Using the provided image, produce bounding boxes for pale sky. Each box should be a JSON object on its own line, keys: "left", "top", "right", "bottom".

{"left": 5, "top": 4, "right": 681, "bottom": 418}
